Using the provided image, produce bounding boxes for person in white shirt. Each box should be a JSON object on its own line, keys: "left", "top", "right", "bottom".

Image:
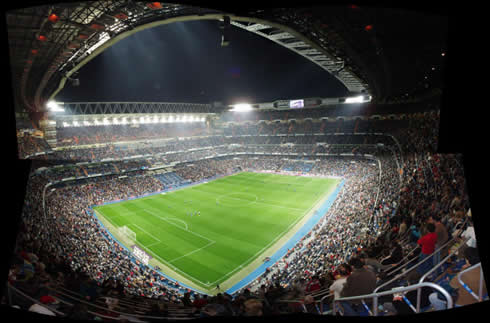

{"left": 329, "top": 264, "right": 350, "bottom": 300}
{"left": 461, "top": 210, "right": 475, "bottom": 242}
{"left": 28, "top": 303, "right": 56, "bottom": 316}
{"left": 462, "top": 225, "right": 476, "bottom": 248}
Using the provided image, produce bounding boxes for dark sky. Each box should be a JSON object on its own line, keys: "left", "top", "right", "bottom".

{"left": 56, "top": 20, "right": 349, "bottom": 105}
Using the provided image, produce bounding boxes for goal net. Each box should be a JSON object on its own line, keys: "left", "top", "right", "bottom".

{"left": 119, "top": 226, "right": 136, "bottom": 241}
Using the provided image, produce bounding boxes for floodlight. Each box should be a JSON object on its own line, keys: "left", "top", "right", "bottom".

{"left": 73, "top": 121, "right": 79, "bottom": 127}
{"left": 46, "top": 100, "right": 64, "bottom": 112}
{"left": 231, "top": 103, "right": 252, "bottom": 112}
{"left": 84, "top": 120, "right": 91, "bottom": 126}
{"left": 63, "top": 122, "right": 70, "bottom": 127}
{"left": 160, "top": 116, "right": 166, "bottom": 123}
{"left": 168, "top": 116, "right": 174, "bottom": 123}
{"left": 94, "top": 119, "right": 100, "bottom": 125}
{"left": 345, "top": 96, "right": 364, "bottom": 103}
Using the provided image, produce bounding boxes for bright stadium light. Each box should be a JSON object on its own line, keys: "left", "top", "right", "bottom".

{"left": 153, "top": 116, "right": 159, "bottom": 123}
{"left": 168, "top": 115, "right": 174, "bottom": 123}
{"left": 84, "top": 120, "right": 91, "bottom": 126}
{"left": 63, "top": 121, "right": 70, "bottom": 127}
{"left": 46, "top": 100, "right": 64, "bottom": 112}
{"left": 73, "top": 121, "right": 79, "bottom": 127}
{"left": 94, "top": 119, "right": 100, "bottom": 125}
{"left": 231, "top": 103, "right": 252, "bottom": 112}
{"left": 103, "top": 118, "right": 110, "bottom": 125}
{"left": 345, "top": 96, "right": 364, "bottom": 103}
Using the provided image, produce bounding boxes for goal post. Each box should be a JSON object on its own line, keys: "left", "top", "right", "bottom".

{"left": 119, "top": 226, "right": 137, "bottom": 241}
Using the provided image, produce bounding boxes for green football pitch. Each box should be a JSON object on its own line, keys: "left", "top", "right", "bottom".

{"left": 93, "top": 172, "right": 340, "bottom": 293}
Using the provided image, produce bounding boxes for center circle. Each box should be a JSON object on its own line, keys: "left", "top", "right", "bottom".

{"left": 216, "top": 192, "right": 258, "bottom": 207}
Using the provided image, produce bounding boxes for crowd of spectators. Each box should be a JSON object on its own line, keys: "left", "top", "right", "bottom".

{"left": 17, "top": 133, "right": 52, "bottom": 159}
{"left": 56, "top": 123, "right": 209, "bottom": 147}
{"left": 6, "top": 105, "right": 481, "bottom": 319}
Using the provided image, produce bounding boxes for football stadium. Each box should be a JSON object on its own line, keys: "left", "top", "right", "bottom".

{"left": 5, "top": 1, "right": 488, "bottom": 320}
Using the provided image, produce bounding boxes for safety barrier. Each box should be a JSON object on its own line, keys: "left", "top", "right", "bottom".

{"left": 374, "top": 221, "right": 468, "bottom": 294}
{"left": 330, "top": 282, "right": 452, "bottom": 316}
{"left": 457, "top": 263, "right": 486, "bottom": 302}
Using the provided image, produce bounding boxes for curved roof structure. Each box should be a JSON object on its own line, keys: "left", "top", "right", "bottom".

{"left": 7, "top": 2, "right": 447, "bottom": 115}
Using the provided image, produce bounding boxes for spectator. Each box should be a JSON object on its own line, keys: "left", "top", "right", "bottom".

{"left": 360, "top": 251, "right": 384, "bottom": 274}
{"left": 302, "top": 295, "right": 321, "bottom": 314}
{"left": 28, "top": 302, "right": 57, "bottom": 317}
{"left": 192, "top": 294, "right": 207, "bottom": 310}
{"left": 409, "top": 224, "right": 421, "bottom": 246}
{"left": 181, "top": 292, "right": 192, "bottom": 307}
{"left": 459, "top": 218, "right": 477, "bottom": 256}
{"left": 329, "top": 265, "right": 349, "bottom": 300}
{"left": 398, "top": 218, "right": 408, "bottom": 237}
{"left": 339, "top": 257, "right": 377, "bottom": 316}
{"left": 243, "top": 298, "right": 263, "bottom": 316}
{"left": 380, "top": 240, "right": 403, "bottom": 266}
{"left": 305, "top": 275, "right": 321, "bottom": 293}
{"left": 416, "top": 223, "right": 437, "bottom": 275}
{"left": 429, "top": 214, "right": 449, "bottom": 267}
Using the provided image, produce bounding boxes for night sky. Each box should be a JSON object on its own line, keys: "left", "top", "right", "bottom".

{"left": 55, "top": 20, "right": 349, "bottom": 105}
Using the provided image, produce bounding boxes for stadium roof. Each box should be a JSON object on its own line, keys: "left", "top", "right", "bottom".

{"left": 7, "top": 2, "right": 447, "bottom": 115}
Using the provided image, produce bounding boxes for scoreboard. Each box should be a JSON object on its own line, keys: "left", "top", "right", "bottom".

{"left": 289, "top": 99, "right": 304, "bottom": 109}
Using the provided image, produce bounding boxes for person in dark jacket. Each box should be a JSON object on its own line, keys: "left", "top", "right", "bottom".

{"left": 339, "top": 257, "right": 377, "bottom": 316}
{"left": 381, "top": 240, "right": 403, "bottom": 266}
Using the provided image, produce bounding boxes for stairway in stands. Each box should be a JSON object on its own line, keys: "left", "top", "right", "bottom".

{"left": 154, "top": 172, "right": 185, "bottom": 187}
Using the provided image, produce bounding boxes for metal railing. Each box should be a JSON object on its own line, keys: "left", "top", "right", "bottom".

{"left": 6, "top": 283, "right": 195, "bottom": 321}
{"left": 6, "top": 283, "right": 67, "bottom": 317}
{"left": 379, "top": 244, "right": 419, "bottom": 275}
{"left": 414, "top": 236, "right": 468, "bottom": 311}
{"left": 330, "top": 282, "right": 453, "bottom": 316}
{"left": 374, "top": 221, "right": 468, "bottom": 294}
{"left": 457, "top": 263, "right": 486, "bottom": 302}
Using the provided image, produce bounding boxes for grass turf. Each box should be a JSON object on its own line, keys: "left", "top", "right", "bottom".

{"left": 94, "top": 171, "right": 340, "bottom": 291}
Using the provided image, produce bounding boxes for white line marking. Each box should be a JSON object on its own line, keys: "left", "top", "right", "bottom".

{"left": 147, "top": 241, "right": 163, "bottom": 248}
{"left": 142, "top": 207, "right": 215, "bottom": 244}
{"left": 131, "top": 223, "right": 161, "bottom": 244}
{"left": 207, "top": 185, "right": 331, "bottom": 286}
{"left": 196, "top": 188, "right": 304, "bottom": 211}
{"left": 165, "top": 217, "right": 189, "bottom": 231}
{"left": 168, "top": 241, "right": 216, "bottom": 263}
{"left": 96, "top": 200, "right": 212, "bottom": 289}
{"left": 135, "top": 240, "right": 210, "bottom": 286}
